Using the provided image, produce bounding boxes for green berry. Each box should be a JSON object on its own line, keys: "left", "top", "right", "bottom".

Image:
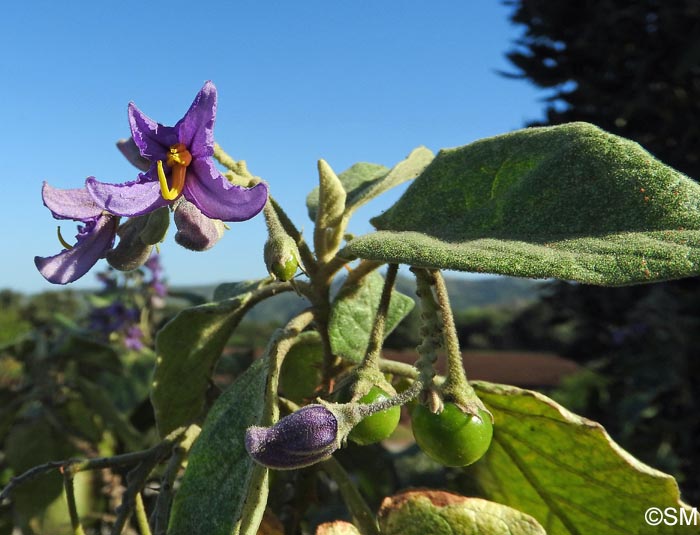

{"left": 411, "top": 403, "right": 492, "bottom": 467}
{"left": 348, "top": 386, "right": 401, "bottom": 445}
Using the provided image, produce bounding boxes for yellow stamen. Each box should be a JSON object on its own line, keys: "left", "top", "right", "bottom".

{"left": 157, "top": 143, "right": 192, "bottom": 201}
{"left": 57, "top": 226, "right": 73, "bottom": 249}
{"left": 157, "top": 160, "right": 185, "bottom": 201}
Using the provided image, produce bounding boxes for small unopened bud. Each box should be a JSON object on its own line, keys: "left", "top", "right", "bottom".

{"left": 116, "top": 137, "right": 150, "bottom": 171}
{"left": 139, "top": 207, "right": 170, "bottom": 245}
{"left": 106, "top": 216, "right": 153, "bottom": 271}
{"left": 245, "top": 405, "right": 339, "bottom": 470}
{"left": 264, "top": 235, "right": 300, "bottom": 281}
{"left": 173, "top": 199, "right": 225, "bottom": 251}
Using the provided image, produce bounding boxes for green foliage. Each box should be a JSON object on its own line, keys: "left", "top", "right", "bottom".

{"left": 152, "top": 280, "right": 288, "bottom": 437}
{"left": 168, "top": 358, "right": 268, "bottom": 535}
{"left": 378, "top": 490, "right": 545, "bottom": 535}
{"left": 469, "top": 382, "right": 692, "bottom": 535}
{"left": 306, "top": 146, "right": 434, "bottom": 222}
{"left": 329, "top": 270, "right": 414, "bottom": 363}
{"left": 344, "top": 122, "right": 700, "bottom": 285}
{"left": 279, "top": 331, "right": 324, "bottom": 404}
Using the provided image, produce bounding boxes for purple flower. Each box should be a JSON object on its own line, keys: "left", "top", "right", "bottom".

{"left": 86, "top": 81, "right": 268, "bottom": 222}
{"left": 245, "top": 405, "right": 339, "bottom": 470}
{"left": 35, "top": 182, "right": 118, "bottom": 285}
{"left": 124, "top": 325, "right": 145, "bottom": 351}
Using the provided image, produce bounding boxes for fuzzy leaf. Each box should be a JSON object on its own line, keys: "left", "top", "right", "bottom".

{"left": 168, "top": 358, "right": 268, "bottom": 535}
{"left": 378, "top": 490, "right": 545, "bottom": 535}
{"left": 152, "top": 281, "right": 285, "bottom": 437}
{"left": 468, "top": 382, "right": 694, "bottom": 535}
{"left": 342, "top": 123, "right": 700, "bottom": 285}
{"left": 329, "top": 271, "right": 415, "bottom": 363}
{"left": 306, "top": 147, "right": 434, "bottom": 221}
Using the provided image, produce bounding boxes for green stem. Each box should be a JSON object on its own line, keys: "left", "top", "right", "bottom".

{"left": 359, "top": 263, "right": 398, "bottom": 371}
{"left": 411, "top": 268, "right": 441, "bottom": 386}
{"left": 63, "top": 471, "right": 86, "bottom": 535}
{"left": 320, "top": 457, "right": 380, "bottom": 535}
{"left": 134, "top": 493, "right": 152, "bottom": 535}
{"left": 432, "top": 270, "right": 471, "bottom": 393}
{"left": 262, "top": 309, "right": 316, "bottom": 425}
{"left": 213, "top": 143, "right": 254, "bottom": 179}
{"left": 378, "top": 358, "right": 418, "bottom": 378}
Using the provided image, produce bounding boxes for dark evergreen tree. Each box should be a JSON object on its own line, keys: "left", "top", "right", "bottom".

{"left": 505, "top": 0, "right": 700, "bottom": 503}
{"left": 505, "top": 0, "right": 700, "bottom": 179}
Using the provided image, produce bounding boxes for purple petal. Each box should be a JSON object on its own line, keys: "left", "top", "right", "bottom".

{"left": 35, "top": 215, "right": 118, "bottom": 285}
{"left": 42, "top": 182, "right": 103, "bottom": 221}
{"left": 86, "top": 176, "right": 168, "bottom": 217}
{"left": 116, "top": 138, "right": 151, "bottom": 171}
{"left": 175, "top": 81, "right": 216, "bottom": 159}
{"left": 128, "top": 102, "right": 177, "bottom": 161}
{"left": 184, "top": 159, "right": 268, "bottom": 221}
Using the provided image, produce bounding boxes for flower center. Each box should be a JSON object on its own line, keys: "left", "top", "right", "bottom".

{"left": 157, "top": 143, "right": 193, "bottom": 201}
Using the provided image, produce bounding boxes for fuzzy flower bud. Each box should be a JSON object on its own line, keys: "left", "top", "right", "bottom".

{"left": 173, "top": 199, "right": 226, "bottom": 251}
{"left": 263, "top": 234, "right": 300, "bottom": 281}
{"left": 245, "top": 405, "right": 339, "bottom": 470}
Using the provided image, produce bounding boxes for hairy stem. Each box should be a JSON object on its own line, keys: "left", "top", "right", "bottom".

{"left": 360, "top": 263, "right": 398, "bottom": 370}
{"left": 262, "top": 309, "right": 316, "bottom": 425}
{"left": 432, "top": 270, "right": 471, "bottom": 392}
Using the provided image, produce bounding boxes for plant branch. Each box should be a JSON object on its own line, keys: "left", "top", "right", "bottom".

{"left": 134, "top": 492, "right": 152, "bottom": 535}
{"left": 320, "top": 457, "right": 380, "bottom": 535}
{"left": 262, "top": 309, "right": 316, "bottom": 425}
{"left": 359, "top": 263, "right": 398, "bottom": 371}
{"left": 62, "top": 470, "right": 86, "bottom": 535}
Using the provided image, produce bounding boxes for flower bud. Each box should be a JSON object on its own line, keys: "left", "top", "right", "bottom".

{"left": 116, "top": 137, "right": 150, "bottom": 171}
{"left": 139, "top": 206, "right": 170, "bottom": 245}
{"left": 173, "top": 199, "right": 225, "bottom": 251}
{"left": 245, "top": 405, "right": 339, "bottom": 470}
{"left": 106, "top": 216, "right": 153, "bottom": 271}
{"left": 263, "top": 234, "right": 300, "bottom": 281}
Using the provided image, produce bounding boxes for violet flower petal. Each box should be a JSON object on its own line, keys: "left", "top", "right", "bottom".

{"left": 86, "top": 176, "right": 168, "bottom": 217}
{"left": 175, "top": 80, "right": 216, "bottom": 159}
{"left": 128, "top": 102, "right": 177, "bottom": 161}
{"left": 184, "top": 159, "right": 268, "bottom": 221}
{"left": 42, "top": 181, "right": 103, "bottom": 221}
{"left": 245, "top": 405, "right": 339, "bottom": 470}
{"left": 35, "top": 214, "right": 118, "bottom": 285}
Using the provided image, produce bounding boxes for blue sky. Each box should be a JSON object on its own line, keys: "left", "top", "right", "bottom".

{"left": 1, "top": 1, "right": 546, "bottom": 293}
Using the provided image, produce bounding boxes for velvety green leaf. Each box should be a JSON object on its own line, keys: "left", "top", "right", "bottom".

{"left": 279, "top": 331, "right": 324, "bottom": 403}
{"left": 342, "top": 123, "right": 700, "bottom": 285}
{"left": 329, "top": 271, "right": 415, "bottom": 363}
{"left": 213, "top": 279, "right": 270, "bottom": 301}
{"left": 469, "top": 381, "right": 695, "bottom": 535}
{"left": 378, "top": 489, "right": 545, "bottom": 535}
{"left": 306, "top": 147, "right": 434, "bottom": 221}
{"left": 169, "top": 358, "right": 268, "bottom": 535}
{"left": 152, "top": 281, "right": 288, "bottom": 437}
